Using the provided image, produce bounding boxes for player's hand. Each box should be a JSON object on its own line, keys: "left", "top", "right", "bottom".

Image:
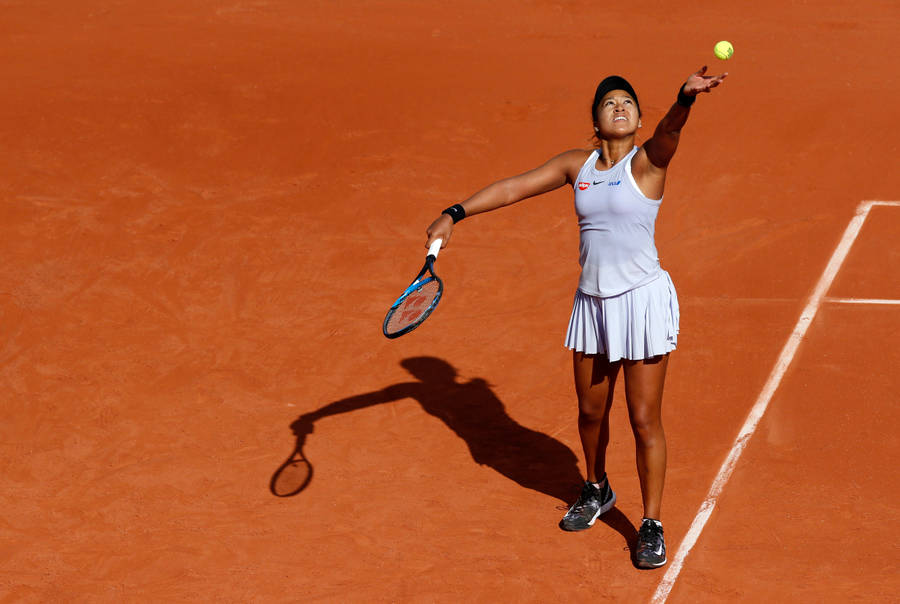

{"left": 426, "top": 214, "right": 453, "bottom": 249}
{"left": 683, "top": 66, "right": 727, "bottom": 96}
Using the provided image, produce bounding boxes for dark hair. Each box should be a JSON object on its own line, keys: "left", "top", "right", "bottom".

{"left": 591, "top": 75, "right": 641, "bottom": 121}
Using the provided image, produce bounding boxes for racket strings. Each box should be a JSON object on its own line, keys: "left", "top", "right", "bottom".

{"left": 270, "top": 456, "right": 313, "bottom": 497}
{"left": 385, "top": 279, "right": 441, "bottom": 334}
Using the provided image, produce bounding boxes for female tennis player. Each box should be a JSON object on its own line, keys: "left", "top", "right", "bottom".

{"left": 425, "top": 66, "right": 727, "bottom": 569}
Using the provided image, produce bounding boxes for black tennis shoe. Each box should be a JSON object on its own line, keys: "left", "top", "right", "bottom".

{"left": 560, "top": 479, "right": 616, "bottom": 531}
{"left": 635, "top": 518, "right": 667, "bottom": 568}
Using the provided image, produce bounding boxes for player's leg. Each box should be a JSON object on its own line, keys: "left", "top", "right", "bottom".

{"left": 623, "top": 353, "right": 670, "bottom": 567}
{"left": 573, "top": 351, "right": 620, "bottom": 482}
{"left": 560, "top": 351, "right": 620, "bottom": 531}
{"left": 623, "top": 353, "right": 669, "bottom": 517}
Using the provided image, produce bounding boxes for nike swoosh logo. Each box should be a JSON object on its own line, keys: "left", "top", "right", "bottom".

{"left": 592, "top": 180, "right": 604, "bottom": 185}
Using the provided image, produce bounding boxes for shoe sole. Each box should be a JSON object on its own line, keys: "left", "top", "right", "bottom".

{"left": 560, "top": 491, "right": 616, "bottom": 532}
{"left": 635, "top": 556, "right": 667, "bottom": 569}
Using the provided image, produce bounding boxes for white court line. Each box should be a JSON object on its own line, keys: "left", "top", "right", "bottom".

{"left": 651, "top": 199, "right": 900, "bottom": 603}
{"left": 826, "top": 297, "right": 900, "bottom": 305}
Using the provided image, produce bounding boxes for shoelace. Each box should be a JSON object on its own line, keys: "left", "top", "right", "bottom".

{"left": 638, "top": 521, "right": 663, "bottom": 550}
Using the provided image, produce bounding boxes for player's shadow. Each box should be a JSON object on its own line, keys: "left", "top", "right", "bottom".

{"left": 274, "top": 356, "right": 588, "bottom": 504}
{"left": 602, "top": 508, "right": 639, "bottom": 558}
{"left": 272, "top": 356, "right": 639, "bottom": 547}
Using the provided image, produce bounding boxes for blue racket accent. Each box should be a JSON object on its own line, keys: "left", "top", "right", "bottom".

{"left": 390, "top": 276, "right": 437, "bottom": 309}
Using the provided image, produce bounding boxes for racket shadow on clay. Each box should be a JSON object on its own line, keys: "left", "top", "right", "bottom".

{"left": 269, "top": 417, "right": 314, "bottom": 497}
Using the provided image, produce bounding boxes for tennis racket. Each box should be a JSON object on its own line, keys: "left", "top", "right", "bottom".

{"left": 382, "top": 238, "right": 444, "bottom": 339}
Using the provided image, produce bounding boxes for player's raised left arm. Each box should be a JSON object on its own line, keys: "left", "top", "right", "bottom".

{"left": 640, "top": 66, "right": 728, "bottom": 171}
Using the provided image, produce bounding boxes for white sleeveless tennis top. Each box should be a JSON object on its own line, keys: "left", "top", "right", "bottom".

{"left": 573, "top": 146, "right": 663, "bottom": 297}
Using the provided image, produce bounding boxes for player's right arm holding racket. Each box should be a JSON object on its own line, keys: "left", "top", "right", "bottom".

{"left": 425, "top": 149, "right": 590, "bottom": 248}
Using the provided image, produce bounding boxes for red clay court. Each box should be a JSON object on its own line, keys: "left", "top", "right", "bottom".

{"left": 2, "top": 1, "right": 899, "bottom": 601}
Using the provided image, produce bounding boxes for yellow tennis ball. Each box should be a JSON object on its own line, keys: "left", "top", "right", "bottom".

{"left": 714, "top": 40, "right": 734, "bottom": 60}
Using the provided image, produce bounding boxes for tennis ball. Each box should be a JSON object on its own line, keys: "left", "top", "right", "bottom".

{"left": 714, "top": 40, "right": 734, "bottom": 60}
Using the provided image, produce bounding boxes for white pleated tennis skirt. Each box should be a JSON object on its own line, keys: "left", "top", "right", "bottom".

{"left": 565, "top": 271, "right": 680, "bottom": 361}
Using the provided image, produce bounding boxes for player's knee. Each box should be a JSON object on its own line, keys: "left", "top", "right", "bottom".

{"left": 578, "top": 396, "right": 609, "bottom": 422}
{"left": 629, "top": 412, "right": 663, "bottom": 444}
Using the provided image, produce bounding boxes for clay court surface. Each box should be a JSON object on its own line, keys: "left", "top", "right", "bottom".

{"left": 3, "top": 1, "right": 899, "bottom": 601}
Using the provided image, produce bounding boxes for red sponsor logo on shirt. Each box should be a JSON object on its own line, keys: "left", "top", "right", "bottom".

{"left": 577, "top": 181, "right": 590, "bottom": 190}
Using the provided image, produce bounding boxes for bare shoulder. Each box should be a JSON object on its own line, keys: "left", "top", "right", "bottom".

{"left": 555, "top": 148, "right": 594, "bottom": 164}
{"left": 632, "top": 144, "right": 665, "bottom": 177}
{"left": 631, "top": 144, "right": 666, "bottom": 199}
{"left": 505, "top": 148, "right": 594, "bottom": 197}
{"left": 548, "top": 148, "right": 594, "bottom": 182}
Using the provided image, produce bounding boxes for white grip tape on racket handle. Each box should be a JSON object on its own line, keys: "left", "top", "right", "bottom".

{"left": 428, "top": 238, "right": 442, "bottom": 259}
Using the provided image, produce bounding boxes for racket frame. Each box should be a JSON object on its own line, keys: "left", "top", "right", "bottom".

{"left": 382, "top": 239, "right": 444, "bottom": 339}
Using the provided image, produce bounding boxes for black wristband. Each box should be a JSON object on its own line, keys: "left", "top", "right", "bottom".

{"left": 676, "top": 84, "right": 695, "bottom": 108}
{"left": 441, "top": 203, "right": 466, "bottom": 224}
